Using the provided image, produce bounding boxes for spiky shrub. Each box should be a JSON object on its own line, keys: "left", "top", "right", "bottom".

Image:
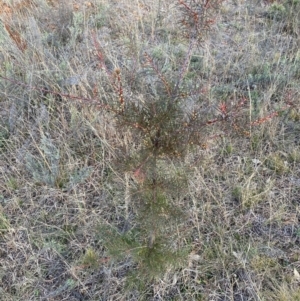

{"left": 98, "top": 71, "right": 197, "bottom": 285}
{"left": 97, "top": 0, "right": 226, "bottom": 288}
{"left": 97, "top": 63, "right": 198, "bottom": 287}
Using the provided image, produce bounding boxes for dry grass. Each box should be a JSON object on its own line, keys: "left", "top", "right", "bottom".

{"left": 0, "top": 0, "right": 300, "bottom": 300}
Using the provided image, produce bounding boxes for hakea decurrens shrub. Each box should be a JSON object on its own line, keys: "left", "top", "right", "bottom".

{"left": 0, "top": 0, "right": 296, "bottom": 291}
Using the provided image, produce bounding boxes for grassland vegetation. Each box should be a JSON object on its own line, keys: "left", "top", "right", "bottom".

{"left": 0, "top": 0, "right": 300, "bottom": 300}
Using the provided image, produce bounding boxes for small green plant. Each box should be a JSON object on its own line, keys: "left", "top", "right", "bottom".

{"left": 0, "top": 211, "right": 9, "bottom": 233}
{"left": 288, "top": 148, "right": 300, "bottom": 163}
{"left": 269, "top": 3, "right": 286, "bottom": 19}
{"left": 232, "top": 186, "right": 243, "bottom": 203}
{"left": 81, "top": 248, "right": 99, "bottom": 268}
{"left": 265, "top": 153, "right": 289, "bottom": 174}
{"left": 6, "top": 177, "right": 18, "bottom": 190}
{"left": 250, "top": 254, "right": 279, "bottom": 273}
{"left": 0, "top": 127, "right": 9, "bottom": 152}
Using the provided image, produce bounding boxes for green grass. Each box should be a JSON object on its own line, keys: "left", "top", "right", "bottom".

{"left": 0, "top": 0, "right": 300, "bottom": 300}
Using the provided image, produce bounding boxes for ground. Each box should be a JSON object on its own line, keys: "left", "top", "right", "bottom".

{"left": 0, "top": 0, "right": 300, "bottom": 300}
